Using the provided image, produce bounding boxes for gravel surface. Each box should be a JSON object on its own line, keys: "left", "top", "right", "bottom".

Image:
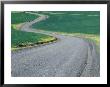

{"left": 11, "top": 13, "right": 100, "bottom": 77}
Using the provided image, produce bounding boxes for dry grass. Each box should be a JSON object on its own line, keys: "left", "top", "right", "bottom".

{"left": 12, "top": 23, "right": 25, "bottom": 30}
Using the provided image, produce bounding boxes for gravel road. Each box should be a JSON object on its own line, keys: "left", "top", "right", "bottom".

{"left": 11, "top": 13, "right": 100, "bottom": 77}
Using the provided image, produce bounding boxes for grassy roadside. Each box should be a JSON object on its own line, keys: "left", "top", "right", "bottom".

{"left": 11, "top": 12, "right": 57, "bottom": 50}
{"left": 57, "top": 32, "right": 100, "bottom": 53}
{"left": 11, "top": 23, "right": 25, "bottom": 30}
{"left": 32, "top": 11, "right": 100, "bottom": 35}
{"left": 31, "top": 11, "right": 100, "bottom": 52}
{"left": 11, "top": 27, "right": 57, "bottom": 50}
{"left": 11, "top": 11, "right": 100, "bottom": 52}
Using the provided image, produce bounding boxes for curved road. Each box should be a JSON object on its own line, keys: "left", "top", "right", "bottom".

{"left": 11, "top": 13, "right": 100, "bottom": 77}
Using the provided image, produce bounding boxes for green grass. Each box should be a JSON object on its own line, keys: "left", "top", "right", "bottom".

{"left": 31, "top": 11, "right": 99, "bottom": 16}
{"left": 58, "top": 32, "right": 99, "bottom": 45}
{"left": 56, "top": 32, "right": 100, "bottom": 53}
{"left": 32, "top": 11, "right": 100, "bottom": 52}
{"left": 11, "top": 12, "right": 38, "bottom": 24}
{"left": 11, "top": 27, "right": 55, "bottom": 48}
{"left": 11, "top": 12, "right": 56, "bottom": 49}
{"left": 11, "top": 11, "right": 100, "bottom": 51}
{"left": 32, "top": 11, "right": 100, "bottom": 35}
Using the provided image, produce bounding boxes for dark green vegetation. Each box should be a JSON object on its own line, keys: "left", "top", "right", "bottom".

{"left": 11, "top": 12, "right": 38, "bottom": 24}
{"left": 31, "top": 11, "right": 99, "bottom": 15}
{"left": 11, "top": 27, "right": 55, "bottom": 48}
{"left": 32, "top": 11, "right": 100, "bottom": 35}
{"left": 11, "top": 11, "right": 100, "bottom": 50}
{"left": 11, "top": 12, "right": 56, "bottom": 49}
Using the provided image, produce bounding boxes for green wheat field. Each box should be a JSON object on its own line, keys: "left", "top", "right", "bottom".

{"left": 11, "top": 11, "right": 100, "bottom": 50}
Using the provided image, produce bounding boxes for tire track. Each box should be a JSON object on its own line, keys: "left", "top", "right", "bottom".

{"left": 11, "top": 12, "right": 100, "bottom": 77}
